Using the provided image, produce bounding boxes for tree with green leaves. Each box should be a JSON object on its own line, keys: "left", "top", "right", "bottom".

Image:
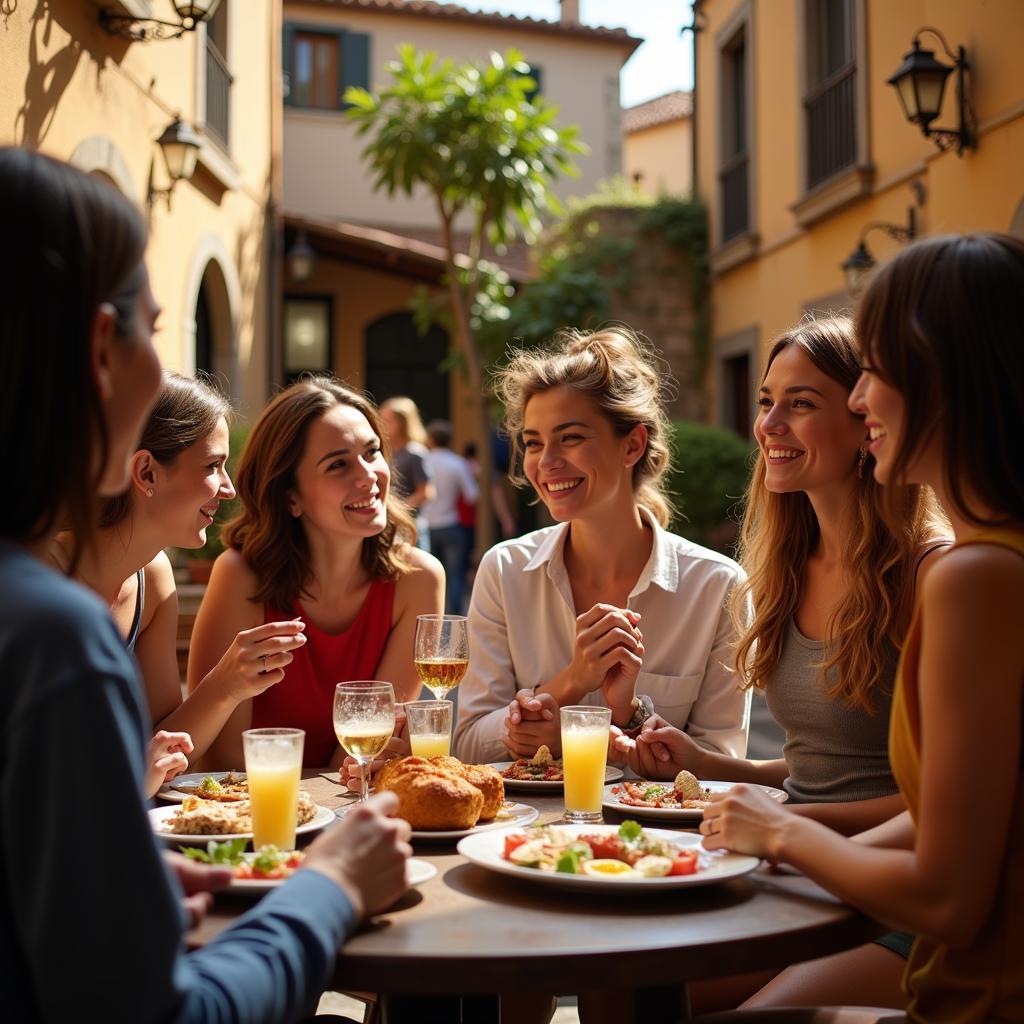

{"left": 345, "top": 45, "right": 585, "bottom": 551}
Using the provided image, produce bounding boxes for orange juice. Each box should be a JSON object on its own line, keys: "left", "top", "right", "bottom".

{"left": 561, "top": 726, "right": 609, "bottom": 815}
{"left": 247, "top": 763, "right": 301, "bottom": 850}
{"left": 409, "top": 732, "right": 452, "bottom": 758}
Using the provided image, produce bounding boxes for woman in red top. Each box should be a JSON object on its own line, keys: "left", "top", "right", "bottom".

{"left": 189, "top": 377, "right": 444, "bottom": 769}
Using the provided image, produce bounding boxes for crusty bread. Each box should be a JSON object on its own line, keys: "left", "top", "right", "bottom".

{"left": 376, "top": 756, "right": 484, "bottom": 829}
{"left": 425, "top": 756, "right": 505, "bottom": 820}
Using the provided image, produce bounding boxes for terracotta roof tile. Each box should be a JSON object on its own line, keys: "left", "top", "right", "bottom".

{"left": 291, "top": 0, "right": 642, "bottom": 55}
{"left": 622, "top": 90, "right": 693, "bottom": 133}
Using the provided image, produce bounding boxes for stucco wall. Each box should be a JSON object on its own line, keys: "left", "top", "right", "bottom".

{"left": 624, "top": 118, "right": 693, "bottom": 197}
{"left": 0, "top": 0, "right": 277, "bottom": 419}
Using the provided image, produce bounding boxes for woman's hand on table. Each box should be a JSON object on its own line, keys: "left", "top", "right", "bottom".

{"left": 700, "top": 783, "right": 793, "bottom": 859}
{"left": 144, "top": 730, "right": 194, "bottom": 798}
{"left": 339, "top": 705, "right": 409, "bottom": 792}
{"left": 164, "top": 850, "right": 232, "bottom": 927}
{"left": 503, "top": 689, "right": 560, "bottom": 758}
{"left": 611, "top": 715, "right": 701, "bottom": 780}
{"left": 306, "top": 791, "right": 412, "bottom": 920}
{"left": 567, "top": 605, "right": 644, "bottom": 707}
{"left": 207, "top": 619, "right": 307, "bottom": 703}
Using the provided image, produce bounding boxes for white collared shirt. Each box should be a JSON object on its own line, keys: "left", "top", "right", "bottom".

{"left": 453, "top": 508, "right": 752, "bottom": 764}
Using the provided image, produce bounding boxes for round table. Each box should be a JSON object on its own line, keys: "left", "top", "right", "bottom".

{"left": 188, "top": 772, "right": 884, "bottom": 1021}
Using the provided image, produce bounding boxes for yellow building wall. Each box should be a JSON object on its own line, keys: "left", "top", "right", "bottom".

{"left": 698, "top": 0, "right": 1024, "bottom": 402}
{"left": 623, "top": 118, "right": 693, "bottom": 196}
{"left": 0, "top": 1, "right": 278, "bottom": 420}
{"left": 281, "top": 2, "right": 634, "bottom": 229}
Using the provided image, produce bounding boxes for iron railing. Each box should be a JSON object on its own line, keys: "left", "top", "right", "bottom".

{"left": 719, "top": 152, "right": 749, "bottom": 243}
{"left": 205, "top": 40, "right": 232, "bottom": 149}
{"left": 806, "top": 63, "right": 856, "bottom": 189}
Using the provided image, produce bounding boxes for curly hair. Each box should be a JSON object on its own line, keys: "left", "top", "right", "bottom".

{"left": 223, "top": 376, "right": 417, "bottom": 610}
{"left": 731, "top": 317, "right": 948, "bottom": 713}
{"left": 493, "top": 325, "right": 675, "bottom": 527}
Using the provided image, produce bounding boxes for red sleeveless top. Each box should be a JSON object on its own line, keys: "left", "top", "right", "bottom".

{"left": 252, "top": 579, "right": 396, "bottom": 767}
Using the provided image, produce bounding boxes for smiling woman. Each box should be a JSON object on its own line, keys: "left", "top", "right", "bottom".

{"left": 188, "top": 376, "right": 444, "bottom": 770}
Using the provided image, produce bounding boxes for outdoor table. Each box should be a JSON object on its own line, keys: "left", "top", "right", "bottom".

{"left": 185, "top": 771, "right": 884, "bottom": 1023}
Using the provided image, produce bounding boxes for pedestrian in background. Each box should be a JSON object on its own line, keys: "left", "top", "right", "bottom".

{"left": 381, "top": 395, "right": 434, "bottom": 553}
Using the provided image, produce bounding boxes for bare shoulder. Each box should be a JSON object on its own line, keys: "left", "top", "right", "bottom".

{"left": 923, "top": 538, "right": 1024, "bottom": 622}
{"left": 394, "top": 546, "right": 445, "bottom": 609}
{"left": 143, "top": 550, "right": 177, "bottom": 601}
{"left": 209, "top": 547, "right": 259, "bottom": 590}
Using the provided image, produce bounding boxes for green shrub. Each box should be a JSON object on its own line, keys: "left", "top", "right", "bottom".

{"left": 666, "top": 420, "right": 754, "bottom": 556}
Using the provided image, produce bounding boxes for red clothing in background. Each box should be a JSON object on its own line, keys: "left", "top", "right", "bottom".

{"left": 253, "top": 579, "right": 396, "bottom": 766}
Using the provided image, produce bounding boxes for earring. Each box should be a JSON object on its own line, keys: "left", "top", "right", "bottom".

{"left": 857, "top": 446, "right": 867, "bottom": 479}
{"left": 146, "top": 488, "right": 154, "bottom": 497}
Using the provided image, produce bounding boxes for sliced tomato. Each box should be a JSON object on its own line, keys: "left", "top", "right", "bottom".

{"left": 669, "top": 850, "right": 699, "bottom": 875}
{"left": 503, "top": 834, "right": 530, "bottom": 859}
{"left": 581, "top": 834, "right": 626, "bottom": 861}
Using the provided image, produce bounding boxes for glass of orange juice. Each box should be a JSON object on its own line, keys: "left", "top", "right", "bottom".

{"left": 242, "top": 727, "right": 304, "bottom": 851}
{"left": 560, "top": 706, "right": 612, "bottom": 823}
{"left": 405, "top": 699, "right": 453, "bottom": 758}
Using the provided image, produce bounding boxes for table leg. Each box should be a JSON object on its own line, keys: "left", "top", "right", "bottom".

{"left": 578, "top": 984, "right": 690, "bottom": 1023}
{"left": 377, "top": 995, "right": 500, "bottom": 1024}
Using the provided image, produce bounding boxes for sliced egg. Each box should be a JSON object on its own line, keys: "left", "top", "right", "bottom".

{"left": 581, "top": 858, "right": 638, "bottom": 877}
{"left": 632, "top": 855, "right": 672, "bottom": 878}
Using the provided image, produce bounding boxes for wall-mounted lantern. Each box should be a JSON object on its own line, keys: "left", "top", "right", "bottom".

{"left": 99, "top": 0, "right": 222, "bottom": 42}
{"left": 146, "top": 117, "right": 201, "bottom": 210}
{"left": 286, "top": 230, "right": 317, "bottom": 284}
{"left": 887, "top": 28, "right": 974, "bottom": 155}
{"left": 841, "top": 183, "right": 925, "bottom": 295}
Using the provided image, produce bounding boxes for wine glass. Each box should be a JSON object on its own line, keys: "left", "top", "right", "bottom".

{"left": 414, "top": 614, "right": 469, "bottom": 700}
{"left": 333, "top": 681, "right": 396, "bottom": 803}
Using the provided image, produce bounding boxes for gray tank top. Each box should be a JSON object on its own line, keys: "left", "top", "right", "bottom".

{"left": 764, "top": 619, "right": 898, "bottom": 804}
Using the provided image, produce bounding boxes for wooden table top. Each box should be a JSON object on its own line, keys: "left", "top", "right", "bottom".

{"left": 186, "top": 771, "right": 884, "bottom": 996}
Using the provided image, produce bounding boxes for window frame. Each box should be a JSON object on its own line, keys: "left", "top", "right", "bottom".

{"left": 283, "top": 22, "right": 370, "bottom": 113}
{"left": 282, "top": 294, "right": 334, "bottom": 382}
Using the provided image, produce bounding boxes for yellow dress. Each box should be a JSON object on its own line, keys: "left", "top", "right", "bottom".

{"left": 889, "top": 528, "right": 1024, "bottom": 1024}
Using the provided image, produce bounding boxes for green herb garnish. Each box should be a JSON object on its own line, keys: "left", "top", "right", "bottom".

{"left": 181, "top": 838, "right": 248, "bottom": 865}
{"left": 643, "top": 786, "right": 667, "bottom": 800}
{"left": 618, "top": 820, "right": 643, "bottom": 843}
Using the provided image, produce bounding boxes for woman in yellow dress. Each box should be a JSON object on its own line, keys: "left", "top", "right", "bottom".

{"left": 701, "top": 232, "right": 1024, "bottom": 1024}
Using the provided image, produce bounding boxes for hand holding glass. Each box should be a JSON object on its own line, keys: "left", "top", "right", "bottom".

{"left": 242, "top": 727, "right": 304, "bottom": 850}
{"left": 414, "top": 614, "right": 469, "bottom": 699}
{"left": 561, "top": 706, "right": 612, "bottom": 824}
{"left": 405, "top": 699, "right": 453, "bottom": 758}
{"left": 333, "top": 681, "right": 396, "bottom": 802}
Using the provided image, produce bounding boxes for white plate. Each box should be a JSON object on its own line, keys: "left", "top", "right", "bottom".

{"left": 457, "top": 823, "right": 760, "bottom": 892}
{"left": 157, "top": 771, "right": 247, "bottom": 803}
{"left": 228, "top": 856, "right": 438, "bottom": 893}
{"left": 341, "top": 800, "right": 537, "bottom": 841}
{"left": 489, "top": 762, "right": 624, "bottom": 792}
{"left": 149, "top": 803, "right": 335, "bottom": 845}
{"left": 602, "top": 780, "right": 788, "bottom": 822}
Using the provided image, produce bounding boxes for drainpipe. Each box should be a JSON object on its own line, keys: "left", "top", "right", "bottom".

{"left": 685, "top": 0, "right": 705, "bottom": 200}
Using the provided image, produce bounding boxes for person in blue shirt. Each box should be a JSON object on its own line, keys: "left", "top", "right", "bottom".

{"left": 0, "top": 146, "right": 411, "bottom": 1024}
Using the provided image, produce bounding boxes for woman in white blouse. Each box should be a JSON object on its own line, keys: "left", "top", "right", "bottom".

{"left": 453, "top": 327, "right": 750, "bottom": 765}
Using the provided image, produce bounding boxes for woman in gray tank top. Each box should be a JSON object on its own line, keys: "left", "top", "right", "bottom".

{"left": 615, "top": 317, "right": 949, "bottom": 1013}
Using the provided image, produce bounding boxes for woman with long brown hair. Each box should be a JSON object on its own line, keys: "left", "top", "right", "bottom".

{"left": 189, "top": 375, "right": 443, "bottom": 769}
{"left": 704, "top": 234, "right": 1024, "bottom": 1024}
{"left": 616, "top": 316, "right": 949, "bottom": 1010}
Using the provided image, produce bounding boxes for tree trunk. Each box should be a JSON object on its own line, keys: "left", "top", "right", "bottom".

{"left": 437, "top": 214, "right": 496, "bottom": 563}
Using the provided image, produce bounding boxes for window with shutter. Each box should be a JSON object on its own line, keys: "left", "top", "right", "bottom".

{"left": 283, "top": 24, "right": 370, "bottom": 110}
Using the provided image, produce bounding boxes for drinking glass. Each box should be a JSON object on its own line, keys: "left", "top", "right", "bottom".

{"left": 333, "top": 681, "right": 396, "bottom": 803}
{"left": 560, "top": 705, "right": 612, "bottom": 824}
{"left": 414, "top": 614, "right": 469, "bottom": 699}
{"left": 242, "top": 727, "right": 304, "bottom": 851}
{"left": 404, "top": 699, "right": 453, "bottom": 758}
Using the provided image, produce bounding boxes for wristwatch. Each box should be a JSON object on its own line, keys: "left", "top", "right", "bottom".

{"left": 620, "top": 694, "right": 654, "bottom": 738}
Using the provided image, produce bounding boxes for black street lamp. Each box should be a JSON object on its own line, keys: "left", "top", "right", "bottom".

{"left": 147, "top": 118, "right": 201, "bottom": 210}
{"left": 841, "top": 184, "right": 924, "bottom": 295}
{"left": 100, "top": 0, "right": 223, "bottom": 42}
{"left": 286, "top": 231, "right": 317, "bottom": 284}
{"left": 887, "top": 28, "right": 974, "bottom": 154}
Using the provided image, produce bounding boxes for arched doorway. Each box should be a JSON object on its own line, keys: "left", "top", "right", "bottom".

{"left": 191, "top": 258, "right": 236, "bottom": 397}
{"left": 364, "top": 312, "right": 450, "bottom": 423}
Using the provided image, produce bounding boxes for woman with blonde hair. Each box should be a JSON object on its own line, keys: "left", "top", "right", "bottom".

{"left": 454, "top": 325, "right": 750, "bottom": 765}
{"left": 703, "top": 233, "right": 1024, "bottom": 1023}
{"left": 616, "top": 315, "right": 949, "bottom": 1011}
{"left": 380, "top": 395, "right": 434, "bottom": 552}
{"left": 190, "top": 376, "right": 443, "bottom": 770}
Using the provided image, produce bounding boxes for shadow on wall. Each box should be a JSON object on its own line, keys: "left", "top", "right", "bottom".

{"left": 13, "top": 0, "right": 128, "bottom": 148}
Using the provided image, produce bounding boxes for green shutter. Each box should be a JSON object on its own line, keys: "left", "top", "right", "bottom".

{"left": 340, "top": 30, "right": 371, "bottom": 107}
{"left": 282, "top": 24, "right": 295, "bottom": 106}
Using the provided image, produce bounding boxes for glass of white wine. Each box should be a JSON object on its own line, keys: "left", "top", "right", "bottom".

{"left": 414, "top": 614, "right": 469, "bottom": 700}
{"left": 333, "top": 681, "right": 396, "bottom": 803}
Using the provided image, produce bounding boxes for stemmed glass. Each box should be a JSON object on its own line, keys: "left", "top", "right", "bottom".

{"left": 414, "top": 614, "right": 469, "bottom": 700}
{"left": 333, "top": 681, "right": 396, "bottom": 803}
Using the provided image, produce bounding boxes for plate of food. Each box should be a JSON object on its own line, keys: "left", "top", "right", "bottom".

{"left": 157, "top": 771, "right": 249, "bottom": 803}
{"left": 602, "top": 772, "right": 788, "bottom": 822}
{"left": 368, "top": 754, "right": 539, "bottom": 840}
{"left": 457, "top": 819, "right": 760, "bottom": 892}
{"left": 181, "top": 840, "right": 438, "bottom": 892}
{"left": 149, "top": 792, "right": 335, "bottom": 845}
{"left": 491, "top": 746, "right": 624, "bottom": 791}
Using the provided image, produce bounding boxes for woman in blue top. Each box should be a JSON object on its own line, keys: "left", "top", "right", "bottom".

{"left": 0, "top": 146, "right": 410, "bottom": 1024}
